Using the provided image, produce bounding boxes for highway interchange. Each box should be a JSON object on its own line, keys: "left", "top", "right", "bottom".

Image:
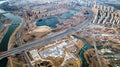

{"left": 0, "top": 9, "right": 94, "bottom": 60}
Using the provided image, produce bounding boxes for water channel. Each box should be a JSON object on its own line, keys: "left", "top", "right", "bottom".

{"left": 72, "top": 34, "right": 104, "bottom": 67}
{"left": 0, "top": 9, "right": 21, "bottom": 67}
{"left": 72, "top": 35, "right": 93, "bottom": 67}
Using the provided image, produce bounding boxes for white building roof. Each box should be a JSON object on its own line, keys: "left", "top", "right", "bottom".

{"left": 29, "top": 49, "right": 40, "bottom": 61}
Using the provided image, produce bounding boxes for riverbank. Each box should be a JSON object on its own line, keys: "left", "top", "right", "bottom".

{"left": 7, "top": 17, "right": 22, "bottom": 50}
{"left": 0, "top": 12, "right": 22, "bottom": 49}
{"left": 0, "top": 13, "right": 13, "bottom": 43}
{"left": 84, "top": 49, "right": 99, "bottom": 67}
{"left": 0, "top": 26, "right": 9, "bottom": 42}
{"left": 7, "top": 17, "right": 23, "bottom": 67}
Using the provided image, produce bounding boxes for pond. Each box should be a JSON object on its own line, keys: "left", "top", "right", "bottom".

{"left": 36, "top": 17, "right": 59, "bottom": 28}
{"left": 59, "top": 13, "right": 74, "bottom": 19}
{"left": 70, "top": 8, "right": 80, "bottom": 12}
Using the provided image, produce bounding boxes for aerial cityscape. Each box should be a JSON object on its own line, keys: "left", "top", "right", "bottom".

{"left": 0, "top": 0, "right": 120, "bottom": 67}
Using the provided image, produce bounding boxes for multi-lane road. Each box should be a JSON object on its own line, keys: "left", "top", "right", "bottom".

{"left": 16, "top": 19, "right": 33, "bottom": 67}
{"left": 0, "top": 9, "right": 94, "bottom": 60}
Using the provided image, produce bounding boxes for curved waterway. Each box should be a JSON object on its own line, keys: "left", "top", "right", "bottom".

{"left": 72, "top": 35, "right": 93, "bottom": 67}
{"left": 72, "top": 35, "right": 103, "bottom": 67}
{"left": 0, "top": 10, "right": 21, "bottom": 67}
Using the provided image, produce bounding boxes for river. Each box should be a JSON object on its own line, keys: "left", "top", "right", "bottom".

{"left": 0, "top": 10, "right": 21, "bottom": 67}
{"left": 73, "top": 34, "right": 104, "bottom": 67}
{"left": 72, "top": 35, "right": 94, "bottom": 67}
